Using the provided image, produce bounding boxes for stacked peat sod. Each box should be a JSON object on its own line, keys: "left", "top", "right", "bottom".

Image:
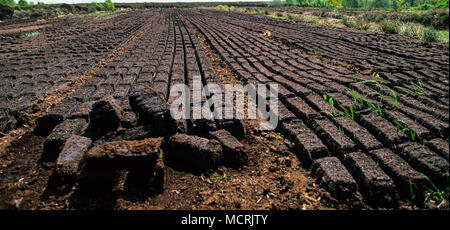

{"left": 22, "top": 9, "right": 448, "bottom": 208}
{"left": 0, "top": 11, "right": 157, "bottom": 136}
{"left": 35, "top": 83, "right": 247, "bottom": 195}
{"left": 180, "top": 9, "right": 449, "bottom": 208}
{"left": 35, "top": 92, "right": 166, "bottom": 194}
{"left": 29, "top": 11, "right": 248, "bottom": 197}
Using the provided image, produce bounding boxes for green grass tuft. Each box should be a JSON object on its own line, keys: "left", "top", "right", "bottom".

{"left": 422, "top": 27, "right": 440, "bottom": 41}
{"left": 20, "top": 31, "right": 40, "bottom": 38}
{"left": 380, "top": 19, "right": 401, "bottom": 34}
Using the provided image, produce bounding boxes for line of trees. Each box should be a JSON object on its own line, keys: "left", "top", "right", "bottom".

{"left": 270, "top": 0, "right": 449, "bottom": 9}
{"left": 0, "top": 0, "right": 46, "bottom": 6}
{"left": 1, "top": 0, "right": 115, "bottom": 10}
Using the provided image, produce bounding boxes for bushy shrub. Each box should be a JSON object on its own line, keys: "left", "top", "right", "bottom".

{"left": 343, "top": 16, "right": 371, "bottom": 30}
{"left": 0, "top": 0, "right": 15, "bottom": 7}
{"left": 327, "top": 10, "right": 344, "bottom": 19}
{"left": 30, "top": 8, "right": 47, "bottom": 19}
{"left": 380, "top": 19, "right": 401, "bottom": 33}
{"left": 437, "top": 9, "right": 449, "bottom": 29}
{"left": 18, "top": 0, "right": 30, "bottom": 6}
{"left": 401, "top": 9, "right": 449, "bottom": 29}
{"left": 91, "top": 1, "right": 103, "bottom": 10}
{"left": 60, "top": 3, "right": 74, "bottom": 13}
{"left": 398, "top": 22, "right": 439, "bottom": 41}
{"left": 435, "top": 0, "right": 449, "bottom": 8}
{"left": 422, "top": 26, "right": 439, "bottom": 41}
{"left": 400, "top": 22, "right": 421, "bottom": 37}
{"left": 103, "top": 0, "right": 115, "bottom": 11}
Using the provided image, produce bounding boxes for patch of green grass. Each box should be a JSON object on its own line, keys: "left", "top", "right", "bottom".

{"left": 286, "top": 13, "right": 296, "bottom": 20}
{"left": 368, "top": 101, "right": 384, "bottom": 116}
{"left": 338, "top": 104, "right": 356, "bottom": 120}
{"left": 78, "top": 9, "right": 120, "bottom": 18}
{"left": 395, "top": 80, "right": 424, "bottom": 96}
{"left": 338, "top": 125, "right": 345, "bottom": 134}
{"left": 378, "top": 19, "right": 443, "bottom": 42}
{"left": 323, "top": 93, "right": 334, "bottom": 107}
{"left": 422, "top": 27, "right": 440, "bottom": 41}
{"left": 20, "top": 31, "right": 40, "bottom": 38}
{"left": 380, "top": 19, "right": 402, "bottom": 34}
{"left": 321, "top": 93, "right": 362, "bottom": 135}
{"left": 386, "top": 88, "right": 398, "bottom": 109}
{"left": 400, "top": 22, "right": 422, "bottom": 37}
{"left": 200, "top": 169, "right": 237, "bottom": 182}
{"left": 346, "top": 79, "right": 388, "bottom": 117}
{"left": 76, "top": 8, "right": 130, "bottom": 19}
{"left": 393, "top": 120, "right": 417, "bottom": 142}
{"left": 438, "top": 30, "right": 449, "bottom": 42}
{"left": 224, "top": 6, "right": 448, "bottom": 42}
{"left": 423, "top": 174, "right": 446, "bottom": 204}
{"left": 346, "top": 89, "right": 365, "bottom": 106}
{"left": 275, "top": 132, "right": 282, "bottom": 139}
{"left": 409, "top": 180, "right": 416, "bottom": 201}
{"left": 343, "top": 16, "right": 371, "bottom": 31}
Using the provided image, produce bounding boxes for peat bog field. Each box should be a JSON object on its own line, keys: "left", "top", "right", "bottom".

{"left": 0, "top": 7, "right": 448, "bottom": 210}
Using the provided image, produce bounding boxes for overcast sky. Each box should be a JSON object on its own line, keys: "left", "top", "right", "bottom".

{"left": 34, "top": 0, "right": 267, "bottom": 4}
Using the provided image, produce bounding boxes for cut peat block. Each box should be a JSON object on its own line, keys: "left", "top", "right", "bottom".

{"left": 69, "top": 101, "right": 96, "bottom": 119}
{"left": 0, "top": 109, "right": 16, "bottom": 134}
{"left": 35, "top": 98, "right": 81, "bottom": 136}
{"left": 89, "top": 96, "right": 123, "bottom": 138}
{"left": 335, "top": 116, "right": 383, "bottom": 151}
{"left": 368, "top": 148, "right": 426, "bottom": 202}
{"left": 187, "top": 118, "right": 217, "bottom": 137}
{"left": 215, "top": 119, "right": 245, "bottom": 140}
{"left": 42, "top": 118, "right": 88, "bottom": 162}
{"left": 280, "top": 121, "right": 328, "bottom": 165}
{"left": 275, "top": 100, "right": 298, "bottom": 123}
{"left": 311, "top": 157, "right": 362, "bottom": 205}
{"left": 54, "top": 135, "right": 92, "bottom": 186}
{"left": 426, "top": 138, "right": 449, "bottom": 161}
{"left": 129, "top": 84, "right": 177, "bottom": 136}
{"left": 85, "top": 138, "right": 165, "bottom": 193}
{"left": 166, "top": 134, "right": 223, "bottom": 172}
{"left": 94, "top": 125, "right": 153, "bottom": 145}
{"left": 120, "top": 111, "right": 138, "bottom": 128}
{"left": 124, "top": 146, "right": 165, "bottom": 193}
{"left": 210, "top": 129, "right": 247, "bottom": 168}
{"left": 358, "top": 113, "right": 407, "bottom": 147}
{"left": 86, "top": 137, "right": 164, "bottom": 169}
{"left": 310, "top": 118, "right": 357, "bottom": 157}
{"left": 395, "top": 142, "right": 449, "bottom": 188}
{"left": 284, "top": 97, "right": 319, "bottom": 121}
{"left": 383, "top": 109, "right": 432, "bottom": 141}
{"left": 397, "top": 104, "right": 449, "bottom": 138}
{"left": 344, "top": 152, "right": 399, "bottom": 207}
